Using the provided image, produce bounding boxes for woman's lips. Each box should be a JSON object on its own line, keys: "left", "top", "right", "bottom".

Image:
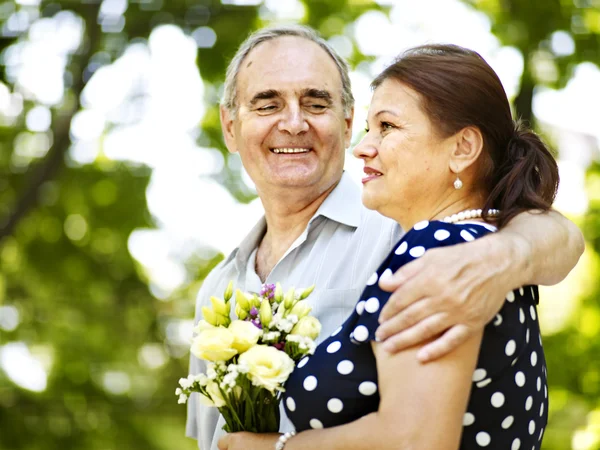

{"left": 362, "top": 167, "right": 382, "bottom": 184}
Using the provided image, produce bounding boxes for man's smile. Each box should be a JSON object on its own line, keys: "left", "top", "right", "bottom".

{"left": 270, "top": 147, "right": 312, "bottom": 154}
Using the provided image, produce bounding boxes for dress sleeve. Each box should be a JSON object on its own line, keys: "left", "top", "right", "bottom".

{"left": 348, "top": 220, "right": 487, "bottom": 345}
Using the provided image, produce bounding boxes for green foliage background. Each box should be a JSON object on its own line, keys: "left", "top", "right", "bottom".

{"left": 0, "top": 1, "right": 598, "bottom": 449}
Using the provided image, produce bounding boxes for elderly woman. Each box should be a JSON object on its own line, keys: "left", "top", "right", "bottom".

{"left": 220, "top": 44, "right": 555, "bottom": 450}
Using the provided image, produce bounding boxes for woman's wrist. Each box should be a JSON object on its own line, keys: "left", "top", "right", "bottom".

{"left": 275, "top": 431, "right": 297, "bottom": 450}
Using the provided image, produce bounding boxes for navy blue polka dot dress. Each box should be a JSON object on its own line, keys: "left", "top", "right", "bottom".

{"left": 284, "top": 220, "right": 548, "bottom": 449}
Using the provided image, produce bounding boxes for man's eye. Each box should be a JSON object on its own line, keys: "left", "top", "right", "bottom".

{"left": 307, "top": 104, "right": 326, "bottom": 110}
{"left": 257, "top": 105, "right": 277, "bottom": 111}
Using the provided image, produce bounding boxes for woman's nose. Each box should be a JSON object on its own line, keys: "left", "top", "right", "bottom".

{"left": 353, "top": 134, "right": 377, "bottom": 159}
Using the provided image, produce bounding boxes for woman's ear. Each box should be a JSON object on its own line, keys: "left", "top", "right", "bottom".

{"left": 449, "top": 126, "right": 484, "bottom": 173}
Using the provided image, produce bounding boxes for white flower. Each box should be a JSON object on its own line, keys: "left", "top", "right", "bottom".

{"left": 179, "top": 377, "right": 193, "bottom": 389}
{"left": 206, "top": 363, "right": 217, "bottom": 380}
{"left": 193, "top": 373, "right": 209, "bottom": 386}
{"left": 262, "top": 331, "right": 281, "bottom": 342}
{"left": 178, "top": 394, "right": 188, "bottom": 404}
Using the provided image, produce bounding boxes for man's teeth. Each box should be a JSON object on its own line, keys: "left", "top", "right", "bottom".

{"left": 272, "top": 148, "right": 310, "bottom": 154}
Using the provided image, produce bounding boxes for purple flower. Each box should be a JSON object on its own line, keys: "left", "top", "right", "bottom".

{"left": 260, "top": 283, "right": 276, "bottom": 300}
{"left": 251, "top": 319, "right": 263, "bottom": 330}
{"left": 273, "top": 342, "right": 285, "bottom": 350}
{"left": 250, "top": 306, "right": 258, "bottom": 316}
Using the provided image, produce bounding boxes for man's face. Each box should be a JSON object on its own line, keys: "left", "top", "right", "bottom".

{"left": 221, "top": 36, "right": 353, "bottom": 198}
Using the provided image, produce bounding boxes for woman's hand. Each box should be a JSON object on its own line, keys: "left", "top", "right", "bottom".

{"left": 217, "top": 432, "right": 280, "bottom": 450}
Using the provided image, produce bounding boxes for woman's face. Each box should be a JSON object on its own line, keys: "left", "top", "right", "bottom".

{"left": 353, "top": 79, "right": 455, "bottom": 228}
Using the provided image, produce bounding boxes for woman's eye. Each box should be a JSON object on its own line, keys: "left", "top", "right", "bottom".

{"left": 381, "top": 121, "right": 394, "bottom": 130}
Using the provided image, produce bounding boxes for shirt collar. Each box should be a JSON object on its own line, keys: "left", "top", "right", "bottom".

{"left": 227, "top": 171, "right": 362, "bottom": 269}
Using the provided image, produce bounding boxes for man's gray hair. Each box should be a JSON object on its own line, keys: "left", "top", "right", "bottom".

{"left": 222, "top": 24, "right": 354, "bottom": 118}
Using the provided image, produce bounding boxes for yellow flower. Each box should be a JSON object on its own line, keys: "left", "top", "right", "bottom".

{"left": 191, "top": 328, "right": 238, "bottom": 362}
{"left": 239, "top": 345, "right": 295, "bottom": 393}
{"left": 283, "top": 287, "right": 296, "bottom": 309}
{"left": 235, "top": 303, "right": 248, "bottom": 320}
{"left": 193, "top": 320, "right": 214, "bottom": 334}
{"left": 260, "top": 300, "right": 273, "bottom": 327}
{"left": 228, "top": 320, "right": 261, "bottom": 353}
{"left": 202, "top": 306, "right": 230, "bottom": 327}
{"left": 223, "top": 281, "right": 234, "bottom": 302}
{"left": 289, "top": 300, "right": 312, "bottom": 319}
{"left": 298, "top": 285, "right": 315, "bottom": 299}
{"left": 290, "top": 316, "right": 321, "bottom": 340}
{"left": 210, "top": 296, "right": 230, "bottom": 316}
{"left": 235, "top": 289, "right": 251, "bottom": 311}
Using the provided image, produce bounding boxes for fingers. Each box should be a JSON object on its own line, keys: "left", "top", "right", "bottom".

{"left": 376, "top": 297, "right": 433, "bottom": 341}
{"left": 380, "top": 312, "right": 449, "bottom": 354}
{"left": 217, "top": 435, "right": 230, "bottom": 450}
{"left": 417, "top": 324, "right": 471, "bottom": 363}
{"left": 378, "top": 256, "right": 425, "bottom": 292}
{"left": 379, "top": 269, "right": 438, "bottom": 322}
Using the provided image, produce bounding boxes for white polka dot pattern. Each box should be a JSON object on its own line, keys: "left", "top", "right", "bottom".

{"left": 327, "top": 398, "right": 343, "bottom": 413}
{"left": 281, "top": 221, "right": 547, "bottom": 448}
{"left": 358, "top": 381, "right": 377, "bottom": 396}
{"left": 353, "top": 325, "right": 369, "bottom": 342}
{"left": 409, "top": 246, "right": 426, "bottom": 258}
{"left": 491, "top": 392, "right": 505, "bottom": 408}
{"left": 476, "top": 431, "right": 491, "bottom": 446}
{"left": 366, "top": 272, "right": 378, "bottom": 286}
{"left": 309, "top": 419, "right": 323, "bottom": 429}
{"left": 364, "top": 297, "right": 380, "bottom": 313}
{"left": 463, "top": 412, "right": 475, "bottom": 426}
{"left": 355, "top": 301, "right": 365, "bottom": 315}
{"left": 414, "top": 220, "right": 429, "bottom": 230}
{"left": 502, "top": 416, "right": 514, "bottom": 429}
{"left": 286, "top": 397, "right": 296, "bottom": 412}
{"left": 303, "top": 376, "right": 317, "bottom": 391}
{"left": 395, "top": 241, "right": 408, "bottom": 255}
{"left": 326, "top": 341, "right": 341, "bottom": 354}
{"left": 434, "top": 229, "right": 450, "bottom": 241}
{"left": 337, "top": 360, "right": 354, "bottom": 375}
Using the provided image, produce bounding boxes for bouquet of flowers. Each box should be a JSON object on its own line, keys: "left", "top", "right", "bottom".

{"left": 176, "top": 281, "right": 321, "bottom": 433}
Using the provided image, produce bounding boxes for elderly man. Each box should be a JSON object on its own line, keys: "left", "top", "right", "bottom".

{"left": 187, "top": 25, "right": 583, "bottom": 450}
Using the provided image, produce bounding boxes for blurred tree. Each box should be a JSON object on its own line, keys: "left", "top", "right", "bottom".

{"left": 0, "top": 0, "right": 598, "bottom": 449}
{"left": 0, "top": 1, "right": 257, "bottom": 449}
{"left": 0, "top": 1, "right": 381, "bottom": 449}
{"left": 465, "top": 0, "right": 600, "bottom": 125}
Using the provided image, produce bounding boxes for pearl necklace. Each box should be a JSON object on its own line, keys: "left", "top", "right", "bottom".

{"left": 442, "top": 208, "right": 500, "bottom": 224}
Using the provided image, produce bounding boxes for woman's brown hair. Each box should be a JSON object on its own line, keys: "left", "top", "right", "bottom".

{"left": 372, "top": 44, "right": 559, "bottom": 228}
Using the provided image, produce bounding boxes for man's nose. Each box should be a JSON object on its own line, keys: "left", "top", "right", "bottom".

{"left": 278, "top": 106, "right": 309, "bottom": 135}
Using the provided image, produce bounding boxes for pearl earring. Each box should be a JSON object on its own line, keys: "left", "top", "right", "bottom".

{"left": 453, "top": 174, "right": 463, "bottom": 190}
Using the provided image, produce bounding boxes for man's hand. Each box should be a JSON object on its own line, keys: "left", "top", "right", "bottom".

{"left": 218, "top": 432, "right": 280, "bottom": 450}
{"left": 375, "top": 232, "right": 530, "bottom": 362}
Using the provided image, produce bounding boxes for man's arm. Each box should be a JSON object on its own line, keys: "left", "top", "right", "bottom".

{"left": 375, "top": 209, "right": 584, "bottom": 362}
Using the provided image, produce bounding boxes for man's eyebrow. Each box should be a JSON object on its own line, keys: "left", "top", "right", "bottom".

{"left": 302, "top": 88, "right": 333, "bottom": 104}
{"left": 249, "top": 90, "right": 280, "bottom": 105}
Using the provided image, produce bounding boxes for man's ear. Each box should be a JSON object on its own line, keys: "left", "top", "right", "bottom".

{"left": 220, "top": 105, "right": 238, "bottom": 154}
{"left": 343, "top": 107, "right": 355, "bottom": 149}
{"left": 449, "top": 126, "right": 484, "bottom": 173}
